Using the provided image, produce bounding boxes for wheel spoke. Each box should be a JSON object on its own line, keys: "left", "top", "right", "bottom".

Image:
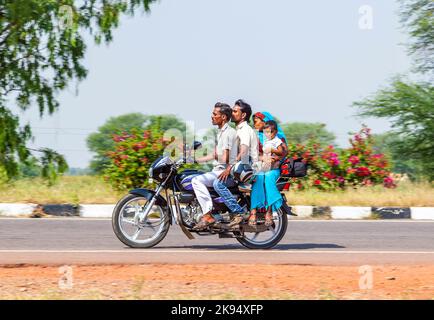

{"left": 251, "top": 233, "right": 259, "bottom": 241}
{"left": 144, "top": 221, "right": 156, "bottom": 231}
{"left": 125, "top": 206, "right": 135, "bottom": 212}
{"left": 121, "top": 217, "right": 136, "bottom": 226}
{"left": 134, "top": 202, "right": 141, "bottom": 219}
{"left": 131, "top": 228, "right": 142, "bottom": 240}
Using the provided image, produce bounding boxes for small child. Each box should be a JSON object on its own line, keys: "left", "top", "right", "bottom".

{"left": 258, "top": 120, "right": 285, "bottom": 172}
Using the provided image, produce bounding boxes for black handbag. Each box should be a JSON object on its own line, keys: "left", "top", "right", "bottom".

{"left": 280, "top": 157, "right": 308, "bottom": 178}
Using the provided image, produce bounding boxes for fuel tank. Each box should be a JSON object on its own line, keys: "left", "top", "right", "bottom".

{"left": 175, "top": 169, "right": 205, "bottom": 192}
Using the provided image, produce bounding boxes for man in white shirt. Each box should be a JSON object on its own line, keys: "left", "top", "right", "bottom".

{"left": 192, "top": 103, "right": 238, "bottom": 230}
{"left": 213, "top": 99, "right": 259, "bottom": 227}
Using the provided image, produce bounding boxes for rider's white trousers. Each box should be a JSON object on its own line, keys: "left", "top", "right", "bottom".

{"left": 191, "top": 169, "right": 223, "bottom": 215}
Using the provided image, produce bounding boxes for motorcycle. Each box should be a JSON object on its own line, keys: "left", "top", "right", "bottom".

{"left": 112, "top": 142, "right": 294, "bottom": 249}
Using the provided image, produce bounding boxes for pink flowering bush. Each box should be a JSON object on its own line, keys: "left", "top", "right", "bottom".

{"left": 103, "top": 126, "right": 198, "bottom": 190}
{"left": 104, "top": 124, "right": 396, "bottom": 192}
{"left": 285, "top": 126, "right": 397, "bottom": 191}
{"left": 103, "top": 127, "right": 168, "bottom": 190}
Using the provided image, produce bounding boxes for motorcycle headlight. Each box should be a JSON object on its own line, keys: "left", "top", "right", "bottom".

{"left": 148, "top": 167, "right": 154, "bottom": 184}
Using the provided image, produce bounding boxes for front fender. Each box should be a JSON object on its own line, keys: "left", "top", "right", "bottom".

{"left": 129, "top": 188, "right": 168, "bottom": 210}
{"left": 129, "top": 188, "right": 172, "bottom": 224}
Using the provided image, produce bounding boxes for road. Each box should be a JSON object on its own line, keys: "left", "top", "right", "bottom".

{"left": 0, "top": 218, "right": 433, "bottom": 265}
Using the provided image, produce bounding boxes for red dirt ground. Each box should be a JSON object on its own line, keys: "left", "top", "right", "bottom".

{"left": 0, "top": 264, "right": 433, "bottom": 300}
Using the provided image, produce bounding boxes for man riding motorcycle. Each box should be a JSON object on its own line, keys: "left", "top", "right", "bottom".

{"left": 111, "top": 100, "right": 300, "bottom": 249}
{"left": 213, "top": 99, "right": 259, "bottom": 228}
{"left": 191, "top": 102, "right": 238, "bottom": 230}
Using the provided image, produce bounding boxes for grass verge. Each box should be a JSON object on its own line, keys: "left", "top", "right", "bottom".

{"left": 0, "top": 176, "right": 433, "bottom": 207}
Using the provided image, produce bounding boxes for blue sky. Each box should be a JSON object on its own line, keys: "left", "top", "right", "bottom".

{"left": 12, "top": 0, "right": 412, "bottom": 168}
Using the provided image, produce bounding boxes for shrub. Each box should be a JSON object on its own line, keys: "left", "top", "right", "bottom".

{"left": 103, "top": 127, "right": 168, "bottom": 191}
{"left": 104, "top": 124, "right": 396, "bottom": 192}
{"left": 285, "top": 126, "right": 396, "bottom": 191}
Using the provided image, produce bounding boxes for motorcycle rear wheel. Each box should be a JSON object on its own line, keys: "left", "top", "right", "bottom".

{"left": 235, "top": 206, "right": 288, "bottom": 249}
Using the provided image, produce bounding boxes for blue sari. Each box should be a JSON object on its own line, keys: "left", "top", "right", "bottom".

{"left": 251, "top": 111, "right": 286, "bottom": 212}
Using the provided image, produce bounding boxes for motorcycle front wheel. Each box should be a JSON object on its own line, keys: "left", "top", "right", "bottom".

{"left": 112, "top": 194, "right": 170, "bottom": 248}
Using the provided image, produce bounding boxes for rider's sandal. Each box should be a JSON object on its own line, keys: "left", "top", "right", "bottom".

{"left": 248, "top": 213, "right": 257, "bottom": 226}
{"left": 227, "top": 214, "right": 244, "bottom": 230}
{"left": 264, "top": 212, "right": 273, "bottom": 227}
{"left": 193, "top": 215, "right": 216, "bottom": 231}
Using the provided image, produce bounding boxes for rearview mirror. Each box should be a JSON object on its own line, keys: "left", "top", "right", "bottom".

{"left": 193, "top": 141, "right": 202, "bottom": 150}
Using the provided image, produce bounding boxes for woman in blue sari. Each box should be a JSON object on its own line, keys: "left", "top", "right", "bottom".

{"left": 254, "top": 111, "right": 287, "bottom": 149}
{"left": 249, "top": 112, "right": 288, "bottom": 226}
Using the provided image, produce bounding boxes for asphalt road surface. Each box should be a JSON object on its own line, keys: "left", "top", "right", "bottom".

{"left": 0, "top": 218, "right": 433, "bottom": 265}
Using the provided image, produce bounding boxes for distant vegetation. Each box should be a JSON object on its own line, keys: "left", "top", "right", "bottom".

{"left": 0, "top": 175, "right": 432, "bottom": 207}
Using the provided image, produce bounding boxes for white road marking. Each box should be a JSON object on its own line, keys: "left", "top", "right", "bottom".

{"left": 1, "top": 217, "right": 434, "bottom": 223}
{"left": 288, "top": 220, "right": 434, "bottom": 223}
{"left": 0, "top": 217, "right": 111, "bottom": 221}
{"left": 0, "top": 250, "right": 434, "bottom": 254}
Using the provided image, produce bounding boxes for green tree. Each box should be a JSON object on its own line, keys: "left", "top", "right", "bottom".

{"left": 0, "top": 106, "right": 31, "bottom": 179}
{"left": 18, "top": 155, "right": 42, "bottom": 177}
{"left": 0, "top": 0, "right": 156, "bottom": 182}
{"left": 354, "top": 0, "right": 434, "bottom": 181}
{"left": 355, "top": 79, "right": 434, "bottom": 180}
{"left": 280, "top": 122, "right": 336, "bottom": 146}
{"left": 87, "top": 113, "right": 186, "bottom": 173}
{"left": 87, "top": 113, "right": 148, "bottom": 173}
{"left": 400, "top": 0, "right": 434, "bottom": 74}
{"left": 372, "top": 132, "right": 425, "bottom": 180}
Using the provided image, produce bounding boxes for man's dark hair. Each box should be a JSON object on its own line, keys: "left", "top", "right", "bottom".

{"left": 264, "top": 120, "right": 278, "bottom": 132}
{"left": 234, "top": 99, "right": 252, "bottom": 123}
{"left": 214, "top": 102, "right": 232, "bottom": 122}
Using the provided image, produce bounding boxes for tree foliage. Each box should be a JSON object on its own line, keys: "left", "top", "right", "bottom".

{"left": 354, "top": 79, "right": 434, "bottom": 180}
{"left": 372, "top": 132, "right": 425, "bottom": 180}
{"left": 103, "top": 126, "right": 168, "bottom": 191}
{"left": 38, "top": 147, "right": 69, "bottom": 186}
{"left": 0, "top": 105, "right": 31, "bottom": 180}
{"left": 280, "top": 122, "right": 336, "bottom": 147}
{"left": 354, "top": 0, "right": 434, "bottom": 181}
{"left": 87, "top": 113, "right": 148, "bottom": 173}
{"left": 0, "top": 0, "right": 155, "bottom": 182}
{"left": 87, "top": 113, "right": 186, "bottom": 173}
{"left": 399, "top": 0, "right": 434, "bottom": 74}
